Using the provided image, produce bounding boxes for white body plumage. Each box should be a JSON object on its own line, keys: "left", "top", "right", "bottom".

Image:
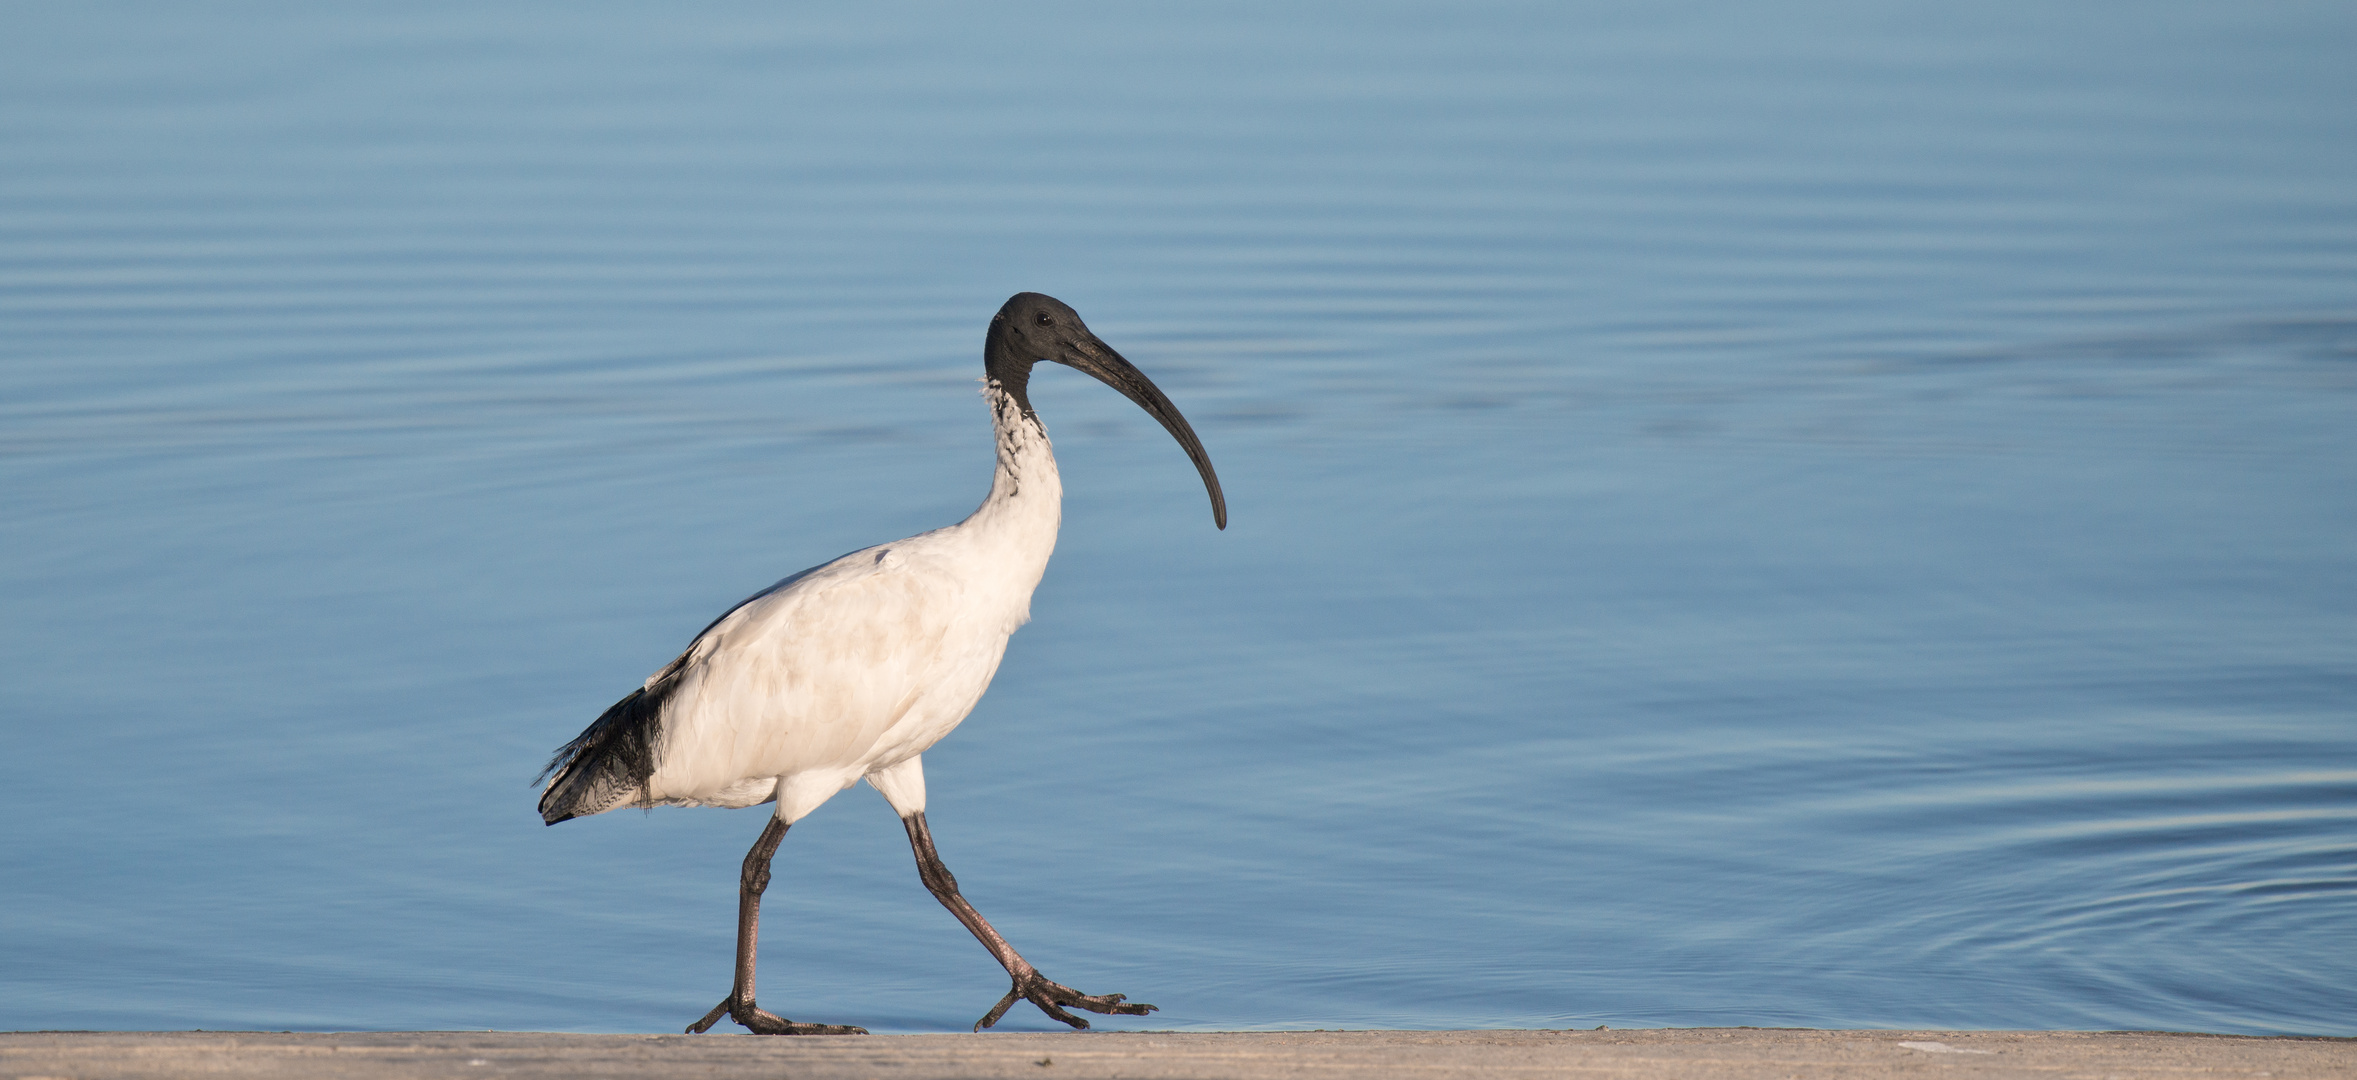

{"left": 638, "top": 384, "right": 1059, "bottom": 824}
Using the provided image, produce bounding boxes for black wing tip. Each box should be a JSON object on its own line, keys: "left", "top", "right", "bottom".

{"left": 537, "top": 777, "right": 581, "bottom": 825}
{"left": 535, "top": 678, "right": 672, "bottom": 827}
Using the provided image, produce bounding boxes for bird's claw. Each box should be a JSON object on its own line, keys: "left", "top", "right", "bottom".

{"left": 974, "top": 971, "right": 1157, "bottom": 1031}
{"left": 687, "top": 995, "right": 868, "bottom": 1036}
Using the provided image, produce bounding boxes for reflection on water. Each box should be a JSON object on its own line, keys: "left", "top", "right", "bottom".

{"left": 2, "top": 1, "right": 2353, "bottom": 1037}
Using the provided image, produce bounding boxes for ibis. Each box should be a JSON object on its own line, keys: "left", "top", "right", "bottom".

{"left": 537, "top": 292, "right": 1225, "bottom": 1035}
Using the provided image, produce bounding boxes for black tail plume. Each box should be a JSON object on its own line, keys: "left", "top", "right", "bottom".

{"left": 536, "top": 672, "right": 674, "bottom": 825}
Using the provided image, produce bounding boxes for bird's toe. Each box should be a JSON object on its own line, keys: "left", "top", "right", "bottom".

{"left": 977, "top": 973, "right": 1156, "bottom": 1030}
{"left": 691, "top": 996, "right": 868, "bottom": 1036}
{"left": 1042, "top": 977, "right": 1157, "bottom": 1018}
{"left": 687, "top": 998, "right": 733, "bottom": 1034}
{"left": 741, "top": 1006, "right": 869, "bottom": 1036}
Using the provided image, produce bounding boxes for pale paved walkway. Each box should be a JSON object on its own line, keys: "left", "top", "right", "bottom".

{"left": 5, "top": 1029, "right": 2350, "bottom": 1079}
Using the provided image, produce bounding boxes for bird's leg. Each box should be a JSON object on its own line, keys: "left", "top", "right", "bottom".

{"left": 900, "top": 811, "right": 1157, "bottom": 1031}
{"left": 686, "top": 815, "right": 868, "bottom": 1036}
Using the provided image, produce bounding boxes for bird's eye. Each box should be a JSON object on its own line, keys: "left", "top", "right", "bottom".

{"left": 1035, "top": 313, "right": 1053, "bottom": 326}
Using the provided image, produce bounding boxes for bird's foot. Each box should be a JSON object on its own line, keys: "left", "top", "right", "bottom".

{"left": 686, "top": 995, "right": 868, "bottom": 1036}
{"left": 974, "top": 971, "right": 1157, "bottom": 1031}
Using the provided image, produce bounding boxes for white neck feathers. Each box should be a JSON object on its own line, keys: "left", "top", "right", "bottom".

{"left": 956, "top": 381, "right": 1063, "bottom": 579}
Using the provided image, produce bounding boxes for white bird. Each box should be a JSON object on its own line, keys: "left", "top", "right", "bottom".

{"left": 537, "top": 292, "right": 1226, "bottom": 1036}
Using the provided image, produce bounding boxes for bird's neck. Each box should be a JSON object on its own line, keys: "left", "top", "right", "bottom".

{"left": 959, "top": 380, "right": 1063, "bottom": 569}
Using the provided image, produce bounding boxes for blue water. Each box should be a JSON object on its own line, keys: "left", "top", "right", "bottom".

{"left": 4, "top": 1, "right": 2353, "bottom": 1038}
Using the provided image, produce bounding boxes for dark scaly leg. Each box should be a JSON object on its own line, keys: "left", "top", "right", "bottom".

{"left": 901, "top": 811, "right": 1157, "bottom": 1031}
{"left": 685, "top": 816, "right": 868, "bottom": 1035}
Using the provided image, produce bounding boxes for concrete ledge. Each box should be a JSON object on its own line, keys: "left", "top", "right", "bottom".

{"left": 5, "top": 1028, "right": 2351, "bottom": 1079}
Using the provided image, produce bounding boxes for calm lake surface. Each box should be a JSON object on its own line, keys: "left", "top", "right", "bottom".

{"left": 4, "top": 2, "right": 2353, "bottom": 1037}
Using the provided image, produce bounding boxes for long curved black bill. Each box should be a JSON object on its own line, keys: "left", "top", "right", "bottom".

{"left": 1063, "top": 336, "right": 1227, "bottom": 530}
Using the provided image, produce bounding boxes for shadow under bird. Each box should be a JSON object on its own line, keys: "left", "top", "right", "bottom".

{"left": 537, "top": 292, "right": 1226, "bottom": 1035}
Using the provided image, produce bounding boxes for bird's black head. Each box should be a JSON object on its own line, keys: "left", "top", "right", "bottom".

{"left": 986, "top": 292, "right": 1090, "bottom": 382}
{"left": 984, "top": 292, "right": 1227, "bottom": 530}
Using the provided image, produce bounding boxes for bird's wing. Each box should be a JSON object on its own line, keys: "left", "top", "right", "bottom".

{"left": 534, "top": 563, "right": 831, "bottom": 824}
{"left": 653, "top": 543, "right": 974, "bottom": 790}
{"left": 540, "top": 540, "right": 980, "bottom": 821}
